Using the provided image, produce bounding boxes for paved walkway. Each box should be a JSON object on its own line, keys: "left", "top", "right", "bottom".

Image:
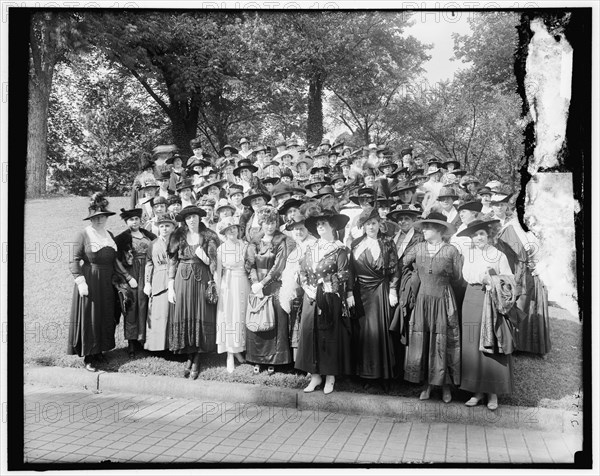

{"left": 24, "top": 384, "right": 581, "bottom": 464}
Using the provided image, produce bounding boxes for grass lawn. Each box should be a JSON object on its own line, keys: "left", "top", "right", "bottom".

{"left": 23, "top": 196, "right": 583, "bottom": 410}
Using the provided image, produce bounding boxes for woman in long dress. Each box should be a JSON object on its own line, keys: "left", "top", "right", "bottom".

{"left": 68, "top": 193, "right": 136, "bottom": 371}
{"left": 167, "top": 205, "right": 219, "bottom": 379}
{"left": 143, "top": 213, "right": 176, "bottom": 351}
{"left": 114, "top": 208, "right": 157, "bottom": 357}
{"left": 349, "top": 207, "right": 400, "bottom": 390}
{"left": 295, "top": 208, "right": 353, "bottom": 394}
{"left": 244, "top": 206, "right": 291, "bottom": 374}
{"left": 403, "top": 212, "right": 462, "bottom": 403}
{"left": 456, "top": 219, "right": 514, "bottom": 411}
{"left": 215, "top": 216, "right": 250, "bottom": 373}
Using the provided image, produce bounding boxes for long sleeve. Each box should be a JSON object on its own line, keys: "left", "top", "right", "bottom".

{"left": 68, "top": 231, "right": 87, "bottom": 279}
{"left": 386, "top": 241, "right": 401, "bottom": 291}
{"left": 245, "top": 242, "right": 259, "bottom": 285}
{"left": 336, "top": 248, "right": 354, "bottom": 298}
{"left": 402, "top": 242, "right": 418, "bottom": 269}
{"left": 259, "top": 236, "right": 288, "bottom": 288}
{"left": 450, "top": 245, "right": 462, "bottom": 282}
{"left": 145, "top": 241, "right": 154, "bottom": 285}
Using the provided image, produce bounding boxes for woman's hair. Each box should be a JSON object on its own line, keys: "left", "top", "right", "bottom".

{"left": 257, "top": 205, "right": 279, "bottom": 225}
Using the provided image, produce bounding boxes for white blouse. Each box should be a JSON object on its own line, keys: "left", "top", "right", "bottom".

{"left": 85, "top": 225, "right": 117, "bottom": 253}
{"left": 462, "top": 244, "right": 513, "bottom": 284}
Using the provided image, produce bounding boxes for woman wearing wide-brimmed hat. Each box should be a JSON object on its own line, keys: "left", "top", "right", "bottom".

{"left": 167, "top": 205, "right": 220, "bottom": 379}
{"left": 239, "top": 188, "right": 272, "bottom": 242}
{"left": 295, "top": 207, "right": 353, "bottom": 394}
{"left": 68, "top": 193, "right": 135, "bottom": 372}
{"left": 436, "top": 186, "right": 461, "bottom": 228}
{"left": 233, "top": 159, "right": 259, "bottom": 193}
{"left": 130, "top": 152, "right": 156, "bottom": 208}
{"left": 114, "top": 208, "right": 157, "bottom": 358}
{"left": 214, "top": 216, "right": 250, "bottom": 373}
{"left": 143, "top": 213, "right": 177, "bottom": 352}
{"left": 403, "top": 212, "right": 462, "bottom": 404}
{"left": 244, "top": 206, "right": 292, "bottom": 375}
{"left": 455, "top": 219, "right": 514, "bottom": 410}
{"left": 348, "top": 207, "right": 401, "bottom": 391}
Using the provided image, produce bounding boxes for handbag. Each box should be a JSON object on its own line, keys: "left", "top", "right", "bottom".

{"left": 246, "top": 293, "right": 275, "bottom": 332}
{"left": 205, "top": 280, "right": 218, "bottom": 305}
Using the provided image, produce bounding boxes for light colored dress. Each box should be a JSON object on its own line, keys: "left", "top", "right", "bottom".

{"left": 216, "top": 240, "right": 250, "bottom": 353}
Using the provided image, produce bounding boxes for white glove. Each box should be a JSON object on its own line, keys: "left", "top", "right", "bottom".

{"left": 75, "top": 276, "right": 88, "bottom": 297}
{"left": 304, "top": 285, "right": 317, "bottom": 301}
{"left": 251, "top": 282, "right": 264, "bottom": 295}
{"left": 143, "top": 283, "right": 152, "bottom": 296}
{"left": 389, "top": 291, "right": 398, "bottom": 307}
{"left": 195, "top": 246, "right": 210, "bottom": 265}
{"left": 346, "top": 295, "right": 355, "bottom": 308}
{"left": 167, "top": 280, "right": 176, "bottom": 304}
{"left": 128, "top": 277, "right": 138, "bottom": 289}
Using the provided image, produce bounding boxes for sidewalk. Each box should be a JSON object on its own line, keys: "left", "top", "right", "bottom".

{"left": 23, "top": 383, "right": 581, "bottom": 465}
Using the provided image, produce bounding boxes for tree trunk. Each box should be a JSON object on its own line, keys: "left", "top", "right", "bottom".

{"left": 306, "top": 72, "right": 324, "bottom": 147}
{"left": 169, "top": 101, "right": 199, "bottom": 159}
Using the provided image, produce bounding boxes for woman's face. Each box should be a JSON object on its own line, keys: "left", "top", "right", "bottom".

{"left": 292, "top": 224, "right": 309, "bottom": 242}
{"left": 358, "top": 196, "right": 373, "bottom": 209}
{"left": 241, "top": 169, "right": 252, "bottom": 181}
{"left": 153, "top": 204, "right": 167, "bottom": 214}
{"left": 471, "top": 229, "right": 489, "bottom": 249}
{"left": 422, "top": 224, "right": 442, "bottom": 242}
{"left": 398, "top": 215, "right": 415, "bottom": 233}
{"left": 439, "top": 197, "right": 454, "bottom": 211}
{"left": 173, "top": 158, "right": 183, "bottom": 168}
{"left": 459, "top": 209, "right": 478, "bottom": 225}
{"left": 180, "top": 188, "right": 193, "bottom": 200}
{"left": 286, "top": 207, "right": 302, "bottom": 223}
{"left": 90, "top": 215, "right": 108, "bottom": 227}
{"left": 224, "top": 149, "right": 232, "bottom": 157}
{"left": 316, "top": 219, "right": 334, "bottom": 238}
{"left": 219, "top": 208, "right": 234, "bottom": 218}
{"left": 264, "top": 182, "right": 275, "bottom": 192}
{"left": 398, "top": 190, "right": 413, "bottom": 204}
{"left": 200, "top": 207, "right": 213, "bottom": 220}
{"left": 158, "top": 222, "right": 174, "bottom": 238}
{"left": 225, "top": 226, "right": 239, "bottom": 240}
{"left": 126, "top": 216, "right": 141, "bottom": 231}
{"left": 378, "top": 206, "right": 390, "bottom": 219}
{"left": 480, "top": 193, "right": 492, "bottom": 204}
{"left": 320, "top": 195, "right": 335, "bottom": 209}
{"left": 467, "top": 182, "right": 478, "bottom": 193}
{"left": 208, "top": 186, "right": 220, "bottom": 198}
{"left": 230, "top": 193, "right": 243, "bottom": 206}
{"left": 158, "top": 179, "right": 169, "bottom": 190}
{"left": 281, "top": 175, "right": 292, "bottom": 184}
{"left": 492, "top": 203, "right": 507, "bottom": 217}
{"left": 263, "top": 221, "right": 277, "bottom": 236}
{"left": 364, "top": 175, "right": 375, "bottom": 188}
{"left": 309, "top": 183, "right": 322, "bottom": 194}
{"left": 364, "top": 218, "right": 380, "bottom": 238}
{"left": 382, "top": 166, "right": 394, "bottom": 176}
{"left": 251, "top": 197, "right": 266, "bottom": 211}
{"left": 168, "top": 203, "right": 182, "bottom": 214}
{"left": 185, "top": 213, "right": 200, "bottom": 230}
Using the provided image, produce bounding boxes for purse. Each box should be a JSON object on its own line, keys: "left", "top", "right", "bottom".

{"left": 205, "top": 280, "right": 218, "bottom": 305}
{"left": 246, "top": 293, "right": 275, "bottom": 333}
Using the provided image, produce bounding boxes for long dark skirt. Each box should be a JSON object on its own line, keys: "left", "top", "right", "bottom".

{"left": 168, "top": 262, "right": 217, "bottom": 354}
{"left": 246, "top": 283, "right": 292, "bottom": 365}
{"left": 124, "top": 255, "right": 149, "bottom": 341}
{"left": 68, "top": 253, "right": 117, "bottom": 357}
{"left": 460, "top": 284, "right": 514, "bottom": 395}
{"left": 295, "top": 289, "right": 353, "bottom": 376}
{"left": 516, "top": 274, "right": 552, "bottom": 355}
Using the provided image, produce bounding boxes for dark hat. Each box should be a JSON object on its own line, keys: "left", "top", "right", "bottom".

{"left": 83, "top": 193, "right": 116, "bottom": 221}
{"left": 457, "top": 219, "right": 501, "bottom": 238}
{"left": 400, "top": 147, "right": 413, "bottom": 157}
{"left": 139, "top": 177, "right": 160, "bottom": 191}
{"left": 443, "top": 160, "right": 461, "bottom": 169}
{"left": 292, "top": 187, "right": 307, "bottom": 196}
{"left": 460, "top": 175, "right": 480, "bottom": 189}
{"left": 296, "top": 157, "right": 313, "bottom": 169}
{"left": 199, "top": 179, "right": 227, "bottom": 196}
{"left": 285, "top": 218, "right": 307, "bottom": 231}
{"left": 327, "top": 150, "right": 339, "bottom": 157}
{"left": 197, "top": 195, "right": 216, "bottom": 207}
{"left": 387, "top": 204, "right": 422, "bottom": 222}
{"left": 156, "top": 170, "right": 172, "bottom": 181}
{"left": 437, "top": 186, "right": 459, "bottom": 200}
{"left": 356, "top": 207, "right": 381, "bottom": 228}
{"left": 427, "top": 158, "right": 443, "bottom": 167}
{"left": 214, "top": 198, "right": 236, "bottom": 215}
{"left": 262, "top": 176, "right": 281, "bottom": 186}
{"left": 305, "top": 177, "right": 328, "bottom": 190}
{"left": 252, "top": 144, "right": 267, "bottom": 154}
{"left": 304, "top": 208, "right": 350, "bottom": 236}
{"left": 175, "top": 205, "right": 206, "bottom": 222}
{"left": 331, "top": 140, "right": 345, "bottom": 150}
{"left": 457, "top": 200, "right": 483, "bottom": 213}
{"left": 319, "top": 138, "right": 331, "bottom": 147}
{"left": 271, "top": 183, "right": 294, "bottom": 198}
{"left": 176, "top": 178, "right": 195, "bottom": 191}
{"left": 141, "top": 159, "right": 156, "bottom": 171}
{"left": 155, "top": 212, "right": 177, "bottom": 226}
{"left": 281, "top": 168, "right": 294, "bottom": 179}
{"left": 219, "top": 144, "right": 239, "bottom": 156}
{"left": 310, "top": 165, "right": 330, "bottom": 175}
{"left": 150, "top": 196, "right": 168, "bottom": 208}
{"left": 391, "top": 166, "right": 409, "bottom": 179}
{"left": 314, "top": 185, "right": 336, "bottom": 199}
{"left": 239, "top": 137, "right": 250, "bottom": 145}
{"left": 279, "top": 198, "right": 305, "bottom": 215}
{"left": 337, "top": 158, "right": 351, "bottom": 168}
{"left": 228, "top": 184, "right": 244, "bottom": 196}
{"left": 378, "top": 159, "right": 398, "bottom": 173}
{"left": 167, "top": 195, "right": 182, "bottom": 206}
{"left": 349, "top": 187, "right": 376, "bottom": 205}
{"left": 241, "top": 188, "right": 271, "bottom": 207}
{"left": 413, "top": 212, "right": 456, "bottom": 235}
{"left": 362, "top": 166, "right": 376, "bottom": 177}
{"left": 189, "top": 136, "right": 203, "bottom": 149}
{"left": 233, "top": 160, "right": 258, "bottom": 177}
{"left": 375, "top": 196, "right": 394, "bottom": 208}
{"left": 186, "top": 157, "right": 211, "bottom": 169}
{"left": 330, "top": 173, "right": 346, "bottom": 185}
{"left": 120, "top": 208, "right": 143, "bottom": 221}
{"left": 451, "top": 168, "right": 467, "bottom": 177}
{"left": 477, "top": 186, "right": 493, "bottom": 196}
{"left": 165, "top": 154, "right": 185, "bottom": 165}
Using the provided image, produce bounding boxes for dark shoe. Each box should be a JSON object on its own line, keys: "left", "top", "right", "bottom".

{"left": 96, "top": 353, "right": 108, "bottom": 363}
{"left": 128, "top": 341, "right": 135, "bottom": 358}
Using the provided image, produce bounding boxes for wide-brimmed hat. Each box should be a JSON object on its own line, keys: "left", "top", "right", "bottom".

{"left": 214, "top": 198, "right": 236, "bottom": 215}
{"left": 189, "top": 136, "right": 203, "bottom": 149}
{"left": 319, "top": 138, "right": 331, "bottom": 147}
{"left": 155, "top": 212, "right": 177, "bottom": 226}
{"left": 413, "top": 212, "right": 456, "bottom": 235}
{"left": 241, "top": 188, "right": 271, "bottom": 207}
{"left": 219, "top": 144, "right": 239, "bottom": 156}
{"left": 313, "top": 185, "right": 336, "bottom": 199}
{"left": 356, "top": 207, "right": 381, "bottom": 228}
{"left": 273, "top": 150, "right": 296, "bottom": 163}
{"left": 156, "top": 170, "right": 172, "bottom": 181}
{"left": 233, "top": 160, "right": 258, "bottom": 177}
{"left": 457, "top": 200, "right": 483, "bottom": 213}
{"left": 271, "top": 183, "right": 294, "bottom": 198}
{"left": 378, "top": 158, "right": 398, "bottom": 173}
{"left": 490, "top": 193, "right": 513, "bottom": 204}
{"left": 278, "top": 198, "right": 305, "bottom": 215}
{"left": 330, "top": 173, "right": 346, "bottom": 185}
{"left": 150, "top": 196, "right": 169, "bottom": 208}
{"left": 443, "top": 160, "right": 461, "bottom": 170}
{"left": 292, "top": 187, "right": 307, "bottom": 196}
{"left": 485, "top": 180, "right": 503, "bottom": 192}
{"left": 141, "top": 159, "right": 156, "bottom": 171}
{"left": 390, "top": 166, "right": 409, "bottom": 179}
{"left": 349, "top": 187, "right": 376, "bottom": 205}
{"left": 217, "top": 216, "right": 240, "bottom": 235}
{"left": 83, "top": 193, "right": 116, "bottom": 221}
{"left": 228, "top": 184, "right": 244, "bottom": 197}
{"left": 310, "top": 165, "right": 330, "bottom": 175}
{"left": 165, "top": 154, "right": 185, "bottom": 165}
{"left": 186, "top": 157, "right": 211, "bottom": 169}
{"left": 460, "top": 175, "right": 480, "bottom": 189}
{"left": 120, "top": 208, "right": 143, "bottom": 221}
{"left": 451, "top": 168, "right": 467, "bottom": 177}
{"left": 262, "top": 176, "right": 281, "bottom": 186}
{"left": 139, "top": 177, "right": 160, "bottom": 192}
{"left": 400, "top": 147, "right": 413, "bottom": 157}
{"left": 304, "top": 208, "right": 350, "bottom": 235}
{"left": 305, "top": 177, "right": 329, "bottom": 191}
{"left": 387, "top": 204, "right": 422, "bottom": 222}
{"left": 425, "top": 165, "right": 442, "bottom": 175}
{"left": 252, "top": 144, "right": 267, "bottom": 154}
{"left": 437, "top": 186, "right": 459, "bottom": 200}
{"left": 175, "top": 205, "right": 206, "bottom": 221}
{"left": 477, "top": 186, "right": 493, "bottom": 196}
{"left": 239, "top": 137, "right": 249, "bottom": 146}
{"left": 457, "top": 219, "right": 501, "bottom": 238}
{"left": 391, "top": 181, "right": 417, "bottom": 196}
{"left": 176, "top": 178, "right": 196, "bottom": 192}
{"left": 286, "top": 138, "right": 299, "bottom": 148}
{"left": 198, "top": 179, "right": 226, "bottom": 196}
{"left": 296, "top": 157, "right": 314, "bottom": 169}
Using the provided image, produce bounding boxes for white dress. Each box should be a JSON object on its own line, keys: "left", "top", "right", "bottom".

{"left": 216, "top": 240, "right": 251, "bottom": 353}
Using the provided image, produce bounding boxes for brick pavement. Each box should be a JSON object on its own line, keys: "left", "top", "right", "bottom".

{"left": 23, "top": 383, "right": 581, "bottom": 465}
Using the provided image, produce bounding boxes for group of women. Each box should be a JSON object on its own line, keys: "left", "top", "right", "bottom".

{"left": 67, "top": 137, "right": 551, "bottom": 411}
